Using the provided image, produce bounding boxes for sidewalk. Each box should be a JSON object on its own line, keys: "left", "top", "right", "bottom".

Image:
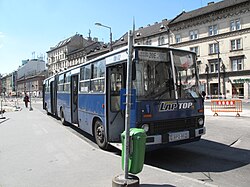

{"left": 0, "top": 105, "right": 216, "bottom": 187}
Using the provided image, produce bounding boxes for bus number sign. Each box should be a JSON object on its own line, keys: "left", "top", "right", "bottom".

{"left": 138, "top": 50, "right": 168, "bottom": 62}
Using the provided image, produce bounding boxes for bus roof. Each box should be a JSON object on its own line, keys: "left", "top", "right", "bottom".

{"left": 44, "top": 45, "right": 196, "bottom": 82}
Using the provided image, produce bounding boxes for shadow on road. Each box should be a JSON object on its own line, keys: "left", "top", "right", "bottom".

{"left": 67, "top": 123, "right": 121, "bottom": 154}
{"left": 144, "top": 139, "right": 250, "bottom": 173}
{"left": 141, "top": 184, "right": 175, "bottom": 187}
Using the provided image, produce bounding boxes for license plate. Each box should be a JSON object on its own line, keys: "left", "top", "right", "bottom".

{"left": 169, "top": 131, "right": 189, "bottom": 142}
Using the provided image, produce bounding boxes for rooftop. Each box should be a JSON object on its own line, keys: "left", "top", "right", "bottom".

{"left": 170, "top": 0, "right": 249, "bottom": 24}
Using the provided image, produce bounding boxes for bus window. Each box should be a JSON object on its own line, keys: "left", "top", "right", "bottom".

{"left": 91, "top": 79, "right": 104, "bottom": 92}
{"left": 172, "top": 51, "right": 200, "bottom": 99}
{"left": 80, "top": 64, "right": 91, "bottom": 93}
{"left": 45, "top": 80, "right": 50, "bottom": 92}
{"left": 91, "top": 60, "right": 105, "bottom": 92}
{"left": 64, "top": 72, "right": 71, "bottom": 92}
{"left": 135, "top": 59, "right": 174, "bottom": 100}
{"left": 92, "top": 60, "right": 105, "bottom": 78}
{"left": 58, "top": 74, "right": 64, "bottom": 91}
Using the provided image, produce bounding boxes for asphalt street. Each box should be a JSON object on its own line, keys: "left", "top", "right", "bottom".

{"left": 0, "top": 100, "right": 215, "bottom": 187}
{"left": 0, "top": 99, "right": 249, "bottom": 187}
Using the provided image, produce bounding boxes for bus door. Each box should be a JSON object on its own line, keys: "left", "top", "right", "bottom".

{"left": 50, "top": 80, "right": 56, "bottom": 115}
{"left": 71, "top": 74, "right": 79, "bottom": 125}
{"left": 107, "top": 64, "right": 125, "bottom": 142}
{"left": 54, "top": 75, "right": 58, "bottom": 116}
{"left": 42, "top": 83, "right": 45, "bottom": 109}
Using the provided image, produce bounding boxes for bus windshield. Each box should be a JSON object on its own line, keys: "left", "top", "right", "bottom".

{"left": 134, "top": 48, "right": 200, "bottom": 100}
{"left": 172, "top": 50, "right": 200, "bottom": 99}
{"left": 134, "top": 49, "right": 175, "bottom": 100}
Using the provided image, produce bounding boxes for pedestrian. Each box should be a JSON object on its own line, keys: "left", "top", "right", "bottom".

{"left": 23, "top": 94, "right": 30, "bottom": 108}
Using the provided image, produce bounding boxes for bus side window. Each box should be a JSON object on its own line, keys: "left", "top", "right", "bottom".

{"left": 110, "top": 73, "right": 122, "bottom": 112}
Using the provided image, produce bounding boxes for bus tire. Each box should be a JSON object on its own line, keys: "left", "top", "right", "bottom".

{"left": 94, "top": 120, "right": 109, "bottom": 150}
{"left": 60, "top": 109, "right": 66, "bottom": 125}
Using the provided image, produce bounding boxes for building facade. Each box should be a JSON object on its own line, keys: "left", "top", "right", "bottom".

{"left": 113, "top": 19, "right": 170, "bottom": 49}
{"left": 67, "top": 40, "right": 104, "bottom": 67}
{"left": 16, "top": 72, "right": 46, "bottom": 97}
{"left": 47, "top": 34, "right": 87, "bottom": 76}
{"left": 168, "top": 0, "right": 250, "bottom": 99}
{"left": 0, "top": 72, "right": 17, "bottom": 97}
{"left": 16, "top": 59, "right": 46, "bottom": 97}
{"left": 41, "top": 0, "right": 249, "bottom": 100}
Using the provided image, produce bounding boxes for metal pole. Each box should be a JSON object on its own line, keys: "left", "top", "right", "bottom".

{"left": 124, "top": 30, "right": 133, "bottom": 179}
{"left": 95, "top": 23, "right": 112, "bottom": 51}
{"left": 110, "top": 31, "right": 113, "bottom": 51}
{"left": 29, "top": 82, "right": 33, "bottom": 111}
{"left": 216, "top": 40, "right": 220, "bottom": 99}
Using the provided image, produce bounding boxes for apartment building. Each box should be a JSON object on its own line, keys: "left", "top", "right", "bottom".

{"left": 0, "top": 72, "right": 17, "bottom": 97}
{"left": 47, "top": 34, "right": 105, "bottom": 76}
{"left": 16, "top": 59, "right": 46, "bottom": 97}
{"left": 113, "top": 19, "right": 170, "bottom": 49}
{"left": 168, "top": 0, "right": 250, "bottom": 99}
{"left": 47, "top": 34, "right": 84, "bottom": 76}
{"left": 67, "top": 40, "right": 104, "bottom": 67}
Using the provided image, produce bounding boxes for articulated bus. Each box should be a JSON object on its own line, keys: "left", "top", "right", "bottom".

{"left": 43, "top": 45, "right": 205, "bottom": 150}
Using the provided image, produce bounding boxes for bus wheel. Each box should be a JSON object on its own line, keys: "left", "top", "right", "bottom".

{"left": 60, "top": 109, "right": 66, "bottom": 125}
{"left": 94, "top": 120, "right": 109, "bottom": 150}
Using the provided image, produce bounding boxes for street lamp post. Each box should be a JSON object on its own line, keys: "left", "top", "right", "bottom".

{"left": 95, "top": 22, "right": 113, "bottom": 51}
{"left": 29, "top": 82, "right": 33, "bottom": 111}
{"left": 214, "top": 39, "right": 220, "bottom": 99}
{"left": 205, "top": 64, "right": 210, "bottom": 98}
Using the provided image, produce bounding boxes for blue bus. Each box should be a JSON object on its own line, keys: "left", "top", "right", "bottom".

{"left": 43, "top": 45, "right": 205, "bottom": 150}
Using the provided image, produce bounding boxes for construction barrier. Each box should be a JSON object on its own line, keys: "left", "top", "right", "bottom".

{"left": 211, "top": 99, "right": 242, "bottom": 117}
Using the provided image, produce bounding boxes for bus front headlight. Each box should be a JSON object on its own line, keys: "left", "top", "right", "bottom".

{"left": 142, "top": 124, "right": 149, "bottom": 132}
{"left": 198, "top": 118, "right": 204, "bottom": 126}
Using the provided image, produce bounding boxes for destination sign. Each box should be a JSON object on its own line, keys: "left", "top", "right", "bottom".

{"left": 106, "top": 51, "right": 128, "bottom": 65}
{"left": 138, "top": 50, "right": 168, "bottom": 62}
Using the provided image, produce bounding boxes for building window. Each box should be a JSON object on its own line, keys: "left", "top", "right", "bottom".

{"left": 230, "top": 19, "right": 241, "bottom": 31}
{"left": 190, "top": 46, "right": 199, "bottom": 56}
{"left": 231, "top": 58, "right": 243, "bottom": 71}
{"left": 189, "top": 30, "right": 198, "bottom": 40}
{"left": 210, "top": 61, "right": 218, "bottom": 73}
{"left": 209, "top": 43, "right": 219, "bottom": 54}
{"left": 208, "top": 25, "right": 218, "bottom": 36}
{"left": 231, "top": 39, "right": 242, "bottom": 51}
{"left": 175, "top": 34, "right": 181, "bottom": 43}
{"left": 158, "top": 36, "right": 165, "bottom": 46}
{"left": 145, "top": 39, "right": 152, "bottom": 45}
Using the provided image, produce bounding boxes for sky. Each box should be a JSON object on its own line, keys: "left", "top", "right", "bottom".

{"left": 0, "top": 0, "right": 220, "bottom": 75}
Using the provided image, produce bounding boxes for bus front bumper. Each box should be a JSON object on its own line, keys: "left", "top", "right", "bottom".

{"left": 145, "top": 127, "right": 206, "bottom": 145}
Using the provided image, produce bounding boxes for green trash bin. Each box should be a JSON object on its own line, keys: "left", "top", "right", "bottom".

{"left": 121, "top": 128, "right": 147, "bottom": 174}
